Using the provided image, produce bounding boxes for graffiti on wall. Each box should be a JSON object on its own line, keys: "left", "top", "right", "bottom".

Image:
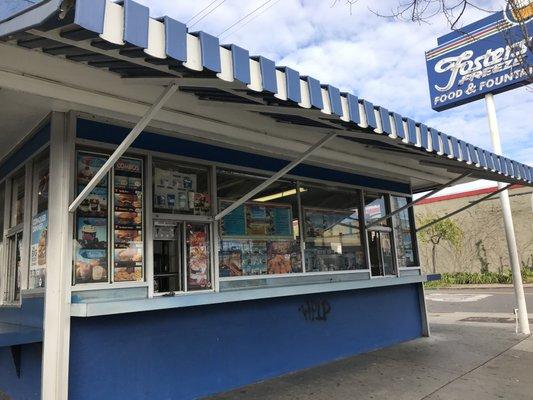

{"left": 298, "top": 299, "right": 331, "bottom": 321}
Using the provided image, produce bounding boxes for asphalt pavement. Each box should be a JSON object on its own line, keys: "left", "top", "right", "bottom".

{"left": 204, "top": 287, "right": 533, "bottom": 400}
{"left": 426, "top": 287, "right": 533, "bottom": 314}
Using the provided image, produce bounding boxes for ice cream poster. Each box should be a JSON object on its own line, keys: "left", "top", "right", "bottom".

{"left": 30, "top": 211, "right": 47, "bottom": 270}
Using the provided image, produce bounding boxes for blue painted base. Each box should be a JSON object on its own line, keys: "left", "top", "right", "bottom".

{"left": 69, "top": 284, "right": 423, "bottom": 400}
{"left": 0, "top": 343, "right": 42, "bottom": 400}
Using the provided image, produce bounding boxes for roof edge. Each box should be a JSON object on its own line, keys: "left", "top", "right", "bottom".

{"left": 0, "top": 0, "right": 62, "bottom": 37}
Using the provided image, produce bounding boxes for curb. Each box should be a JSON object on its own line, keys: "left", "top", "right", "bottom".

{"left": 427, "top": 283, "right": 533, "bottom": 289}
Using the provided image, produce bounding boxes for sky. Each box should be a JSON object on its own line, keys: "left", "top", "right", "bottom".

{"left": 135, "top": 0, "right": 531, "bottom": 193}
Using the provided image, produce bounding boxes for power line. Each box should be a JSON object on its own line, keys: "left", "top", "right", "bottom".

{"left": 189, "top": 0, "right": 227, "bottom": 28}
{"left": 218, "top": 0, "right": 275, "bottom": 37}
{"left": 186, "top": 0, "right": 220, "bottom": 24}
{"left": 220, "top": 0, "right": 282, "bottom": 40}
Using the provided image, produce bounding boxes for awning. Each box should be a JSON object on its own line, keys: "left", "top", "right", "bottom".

{"left": 0, "top": 0, "right": 531, "bottom": 192}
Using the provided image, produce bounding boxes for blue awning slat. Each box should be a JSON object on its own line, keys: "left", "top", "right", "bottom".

{"left": 419, "top": 124, "right": 429, "bottom": 149}
{"left": 228, "top": 44, "right": 250, "bottom": 84}
{"left": 484, "top": 150, "right": 494, "bottom": 170}
{"left": 254, "top": 56, "right": 277, "bottom": 94}
{"left": 392, "top": 113, "right": 405, "bottom": 139}
{"left": 430, "top": 128, "right": 440, "bottom": 153}
{"left": 450, "top": 136, "right": 460, "bottom": 159}
{"left": 124, "top": 0, "right": 149, "bottom": 48}
{"left": 281, "top": 67, "right": 301, "bottom": 103}
{"left": 344, "top": 93, "right": 360, "bottom": 125}
{"left": 378, "top": 107, "right": 391, "bottom": 135}
{"left": 304, "top": 76, "right": 323, "bottom": 109}
{"left": 362, "top": 100, "right": 376, "bottom": 129}
{"left": 458, "top": 140, "right": 469, "bottom": 162}
{"left": 197, "top": 31, "right": 221, "bottom": 72}
{"left": 74, "top": 0, "right": 106, "bottom": 34}
{"left": 164, "top": 17, "right": 187, "bottom": 62}
{"left": 406, "top": 118, "right": 417, "bottom": 145}
{"left": 325, "top": 85, "right": 342, "bottom": 117}
{"left": 440, "top": 132, "right": 450, "bottom": 156}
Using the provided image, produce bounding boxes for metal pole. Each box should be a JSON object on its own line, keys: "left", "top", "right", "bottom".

{"left": 214, "top": 132, "right": 338, "bottom": 221}
{"left": 366, "top": 172, "right": 471, "bottom": 228}
{"left": 485, "top": 93, "right": 529, "bottom": 335}
{"left": 68, "top": 82, "right": 179, "bottom": 213}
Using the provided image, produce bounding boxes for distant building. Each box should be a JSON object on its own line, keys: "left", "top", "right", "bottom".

{"left": 415, "top": 185, "right": 533, "bottom": 274}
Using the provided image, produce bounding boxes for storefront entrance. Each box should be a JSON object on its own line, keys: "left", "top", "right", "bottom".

{"left": 367, "top": 227, "right": 395, "bottom": 277}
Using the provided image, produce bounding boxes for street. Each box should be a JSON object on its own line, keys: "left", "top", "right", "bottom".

{"left": 426, "top": 287, "right": 533, "bottom": 314}
{"left": 205, "top": 287, "right": 533, "bottom": 400}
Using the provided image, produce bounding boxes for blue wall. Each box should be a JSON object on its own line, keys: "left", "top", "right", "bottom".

{"left": 69, "top": 283, "right": 423, "bottom": 400}
{"left": 77, "top": 119, "right": 411, "bottom": 194}
{"left": 0, "top": 342, "right": 42, "bottom": 400}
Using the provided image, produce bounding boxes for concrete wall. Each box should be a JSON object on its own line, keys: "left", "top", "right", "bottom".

{"left": 415, "top": 186, "right": 533, "bottom": 274}
{"left": 69, "top": 284, "right": 423, "bottom": 400}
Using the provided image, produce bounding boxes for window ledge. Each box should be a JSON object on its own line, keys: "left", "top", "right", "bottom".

{"left": 71, "top": 274, "right": 427, "bottom": 317}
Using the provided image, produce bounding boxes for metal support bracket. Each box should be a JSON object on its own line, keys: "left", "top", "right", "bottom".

{"left": 214, "top": 132, "right": 339, "bottom": 221}
{"left": 416, "top": 184, "right": 512, "bottom": 232}
{"left": 11, "top": 344, "right": 21, "bottom": 378}
{"left": 366, "top": 172, "right": 471, "bottom": 228}
{"left": 68, "top": 82, "right": 179, "bottom": 213}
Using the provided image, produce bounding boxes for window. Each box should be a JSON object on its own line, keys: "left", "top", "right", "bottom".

{"left": 364, "top": 192, "right": 395, "bottom": 276}
{"left": 391, "top": 196, "right": 417, "bottom": 268}
{"left": 153, "top": 160, "right": 210, "bottom": 216}
{"left": 10, "top": 170, "right": 25, "bottom": 228}
{"left": 29, "top": 154, "right": 49, "bottom": 289}
{"left": 218, "top": 170, "right": 301, "bottom": 277}
{"left": 74, "top": 151, "right": 144, "bottom": 285}
{"left": 301, "top": 185, "right": 365, "bottom": 272}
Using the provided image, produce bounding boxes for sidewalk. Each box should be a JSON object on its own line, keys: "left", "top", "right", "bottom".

{"left": 429, "top": 284, "right": 533, "bottom": 289}
{"left": 205, "top": 319, "right": 533, "bottom": 400}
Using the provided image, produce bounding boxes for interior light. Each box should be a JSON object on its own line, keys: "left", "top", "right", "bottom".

{"left": 253, "top": 187, "right": 307, "bottom": 202}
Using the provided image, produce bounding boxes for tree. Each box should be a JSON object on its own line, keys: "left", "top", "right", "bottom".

{"left": 417, "top": 214, "right": 463, "bottom": 274}
{"left": 333, "top": 0, "right": 533, "bottom": 85}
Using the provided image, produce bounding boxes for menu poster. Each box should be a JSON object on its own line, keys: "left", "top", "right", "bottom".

{"left": 74, "top": 217, "right": 108, "bottom": 284}
{"left": 78, "top": 186, "right": 108, "bottom": 218}
{"left": 77, "top": 153, "right": 108, "bottom": 186}
{"left": 220, "top": 201, "right": 246, "bottom": 236}
{"left": 242, "top": 240, "right": 267, "bottom": 275}
{"left": 113, "top": 157, "right": 143, "bottom": 282}
{"left": 187, "top": 224, "right": 211, "bottom": 290}
{"left": 29, "top": 211, "right": 47, "bottom": 288}
{"left": 220, "top": 200, "right": 293, "bottom": 238}
{"left": 219, "top": 241, "right": 243, "bottom": 277}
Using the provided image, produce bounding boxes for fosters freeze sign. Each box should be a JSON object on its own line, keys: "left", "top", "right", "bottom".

{"left": 426, "top": 1, "right": 533, "bottom": 111}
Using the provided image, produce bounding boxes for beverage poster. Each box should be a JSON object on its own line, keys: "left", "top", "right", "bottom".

{"left": 186, "top": 224, "right": 211, "bottom": 290}
{"left": 113, "top": 157, "right": 143, "bottom": 282}
{"left": 242, "top": 240, "right": 267, "bottom": 275}
{"left": 29, "top": 211, "right": 47, "bottom": 288}
{"left": 74, "top": 217, "right": 108, "bottom": 284}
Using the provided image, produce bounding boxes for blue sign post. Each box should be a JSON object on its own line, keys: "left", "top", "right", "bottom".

{"left": 425, "top": 2, "right": 532, "bottom": 335}
{"left": 426, "top": 6, "right": 532, "bottom": 111}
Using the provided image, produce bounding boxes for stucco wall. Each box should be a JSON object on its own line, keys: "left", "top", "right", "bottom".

{"left": 415, "top": 186, "right": 533, "bottom": 274}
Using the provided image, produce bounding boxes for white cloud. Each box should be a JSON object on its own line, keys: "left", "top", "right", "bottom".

{"left": 139, "top": 0, "right": 531, "bottom": 168}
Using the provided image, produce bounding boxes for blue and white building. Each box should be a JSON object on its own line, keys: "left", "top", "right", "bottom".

{"left": 0, "top": 1, "right": 531, "bottom": 399}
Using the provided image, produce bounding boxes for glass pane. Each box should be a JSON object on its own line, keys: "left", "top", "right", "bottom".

{"left": 153, "top": 232, "right": 182, "bottom": 293}
{"left": 380, "top": 232, "right": 395, "bottom": 275}
{"left": 218, "top": 170, "right": 301, "bottom": 277}
{"left": 186, "top": 223, "right": 211, "bottom": 290}
{"left": 364, "top": 193, "right": 387, "bottom": 226}
{"left": 391, "top": 196, "right": 417, "bottom": 268}
{"left": 301, "top": 185, "right": 365, "bottom": 272}
{"left": 74, "top": 152, "right": 109, "bottom": 284}
{"left": 113, "top": 157, "right": 143, "bottom": 282}
{"left": 14, "top": 232, "right": 23, "bottom": 301}
{"left": 10, "top": 171, "right": 25, "bottom": 227}
{"left": 368, "top": 231, "right": 381, "bottom": 276}
{"left": 35, "top": 159, "right": 49, "bottom": 214}
{"left": 153, "top": 160, "right": 210, "bottom": 215}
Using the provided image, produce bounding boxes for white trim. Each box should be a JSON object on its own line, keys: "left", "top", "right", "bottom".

{"left": 71, "top": 274, "right": 427, "bottom": 317}
{"left": 219, "top": 269, "right": 370, "bottom": 281}
{"left": 183, "top": 34, "right": 202, "bottom": 71}
{"left": 71, "top": 281, "right": 150, "bottom": 292}
{"left": 217, "top": 46, "right": 234, "bottom": 82}
{"left": 100, "top": 0, "right": 125, "bottom": 46}
{"left": 145, "top": 17, "right": 166, "bottom": 59}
